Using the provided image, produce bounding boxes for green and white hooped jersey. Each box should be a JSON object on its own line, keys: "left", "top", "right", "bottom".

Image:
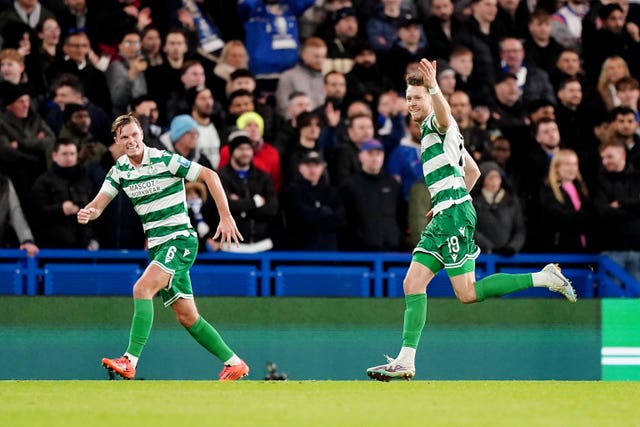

{"left": 420, "top": 112, "right": 471, "bottom": 216}
{"left": 99, "top": 146, "right": 202, "bottom": 248}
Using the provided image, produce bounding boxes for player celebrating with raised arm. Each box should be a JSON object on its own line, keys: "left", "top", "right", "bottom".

{"left": 366, "top": 59, "right": 577, "bottom": 382}
{"left": 78, "top": 114, "right": 249, "bottom": 381}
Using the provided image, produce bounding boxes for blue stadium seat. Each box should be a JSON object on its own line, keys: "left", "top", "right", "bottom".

{"left": 43, "top": 264, "right": 142, "bottom": 295}
{"left": 190, "top": 265, "right": 258, "bottom": 296}
{"left": 274, "top": 266, "right": 371, "bottom": 296}
{"left": 0, "top": 263, "right": 22, "bottom": 295}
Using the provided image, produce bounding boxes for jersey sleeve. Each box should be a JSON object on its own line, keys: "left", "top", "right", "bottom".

{"left": 99, "top": 165, "right": 121, "bottom": 198}
{"left": 167, "top": 153, "right": 203, "bottom": 182}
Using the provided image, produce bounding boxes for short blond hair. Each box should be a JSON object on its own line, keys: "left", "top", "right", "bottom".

{"left": 111, "top": 113, "right": 142, "bottom": 138}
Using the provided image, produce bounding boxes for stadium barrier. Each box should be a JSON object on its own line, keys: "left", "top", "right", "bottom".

{"left": 1, "top": 249, "right": 639, "bottom": 298}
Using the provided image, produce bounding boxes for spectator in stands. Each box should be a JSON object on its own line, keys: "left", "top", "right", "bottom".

{"left": 212, "top": 40, "right": 249, "bottom": 102}
{"left": 387, "top": 114, "right": 422, "bottom": 201}
{"left": 140, "top": 26, "right": 163, "bottom": 67}
{"left": 331, "top": 113, "right": 375, "bottom": 186}
{"left": 454, "top": 0, "right": 500, "bottom": 97}
{"left": 158, "top": 114, "right": 214, "bottom": 170}
{"left": 344, "top": 41, "right": 393, "bottom": 105}
{"left": 340, "top": 139, "right": 404, "bottom": 251}
{"left": 407, "top": 179, "right": 432, "bottom": 247}
{"left": 425, "top": 0, "right": 463, "bottom": 60}
{"left": 492, "top": 0, "right": 530, "bottom": 40}
{"left": 105, "top": 30, "right": 148, "bottom": 116}
{"left": 593, "top": 140, "right": 640, "bottom": 278}
{"left": 523, "top": 9, "right": 563, "bottom": 76}
{"left": 145, "top": 28, "right": 189, "bottom": 120}
{"left": 594, "top": 55, "right": 631, "bottom": 112}
{"left": 473, "top": 161, "right": 525, "bottom": 256}
{"left": 583, "top": 4, "right": 640, "bottom": 84}
{"left": 324, "top": 6, "right": 360, "bottom": 75}
{"left": 165, "top": 60, "right": 206, "bottom": 123}
{"left": 382, "top": 17, "right": 429, "bottom": 91}
{"left": 31, "top": 139, "right": 97, "bottom": 249}
{"left": 0, "top": 48, "right": 26, "bottom": 88}
{"left": 237, "top": 0, "right": 314, "bottom": 97}
{"left": 490, "top": 73, "right": 529, "bottom": 155}
{"left": 366, "top": 0, "right": 424, "bottom": 53}
{"left": 281, "top": 111, "right": 324, "bottom": 184}
{"left": 44, "top": 73, "right": 111, "bottom": 142}
{"left": 1, "top": 21, "right": 47, "bottom": 98}
{"left": 36, "top": 17, "right": 62, "bottom": 77}
{"left": 608, "top": 106, "right": 640, "bottom": 170}
{"left": 0, "top": 83, "right": 54, "bottom": 209}
{"left": 435, "top": 61, "right": 457, "bottom": 102}
{"left": 185, "top": 181, "right": 218, "bottom": 252}
{"left": 170, "top": 0, "right": 225, "bottom": 56}
{"left": 275, "top": 37, "right": 327, "bottom": 118}
{"left": 281, "top": 150, "right": 345, "bottom": 250}
{"left": 549, "top": 48, "right": 586, "bottom": 93}
{"left": 58, "top": 103, "right": 106, "bottom": 168}
{"left": 0, "top": 173, "right": 39, "bottom": 255}
{"left": 0, "top": 0, "right": 55, "bottom": 32}
{"left": 615, "top": 76, "right": 640, "bottom": 118}
{"left": 538, "top": 148, "right": 593, "bottom": 252}
{"left": 130, "top": 95, "right": 162, "bottom": 149}
{"left": 527, "top": 99, "right": 555, "bottom": 125}
{"left": 483, "top": 135, "right": 515, "bottom": 185}
{"left": 498, "top": 37, "right": 555, "bottom": 104}
{"left": 450, "top": 90, "right": 487, "bottom": 160}
{"left": 551, "top": 0, "right": 588, "bottom": 51}
{"left": 320, "top": 70, "right": 347, "bottom": 117}
{"left": 188, "top": 86, "right": 223, "bottom": 170}
{"left": 85, "top": 0, "right": 151, "bottom": 54}
{"left": 375, "top": 89, "right": 405, "bottom": 155}
{"left": 226, "top": 71, "right": 279, "bottom": 142}
{"left": 448, "top": 46, "right": 485, "bottom": 104}
{"left": 47, "top": 31, "right": 112, "bottom": 113}
{"left": 85, "top": 132, "right": 144, "bottom": 250}
{"left": 56, "top": 0, "right": 88, "bottom": 37}
{"left": 218, "top": 130, "right": 278, "bottom": 253}
{"left": 219, "top": 111, "right": 282, "bottom": 192}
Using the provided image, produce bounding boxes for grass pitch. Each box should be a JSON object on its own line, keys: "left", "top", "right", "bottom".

{"left": 2, "top": 381, "right": 638, "bottom": 427}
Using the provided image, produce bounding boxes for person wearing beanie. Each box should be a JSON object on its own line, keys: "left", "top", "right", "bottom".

{"left": 160, "top": 114, "right": 214, "bottom": 170}
{"left": 472, "top": 161, "right": 525, "bottom": 256}
{"left": 77, "top": 113, "right": 248, "bottom": 381}
{"left": 218, "top": 111, "right": 282, "bottom": 192}
{"left": 0, "top": 83, "right": 56, "bottom": 211}
{"left": 217, "top": 130, "right": 278, "bottom": 253}
{"left": 59, "top": 102, "right": 107, "bottom": 168}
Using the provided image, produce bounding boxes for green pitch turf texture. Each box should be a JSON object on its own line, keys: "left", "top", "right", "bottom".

{"left": 2, "top": 381, "right": 638, "bottom": 427}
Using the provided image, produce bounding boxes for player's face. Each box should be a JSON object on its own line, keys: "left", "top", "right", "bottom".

{"left": 115, "top": 122, "right": 145, "bottom": 160}
{"left": 406, "top": 84, "right": 431, "bottom": 123}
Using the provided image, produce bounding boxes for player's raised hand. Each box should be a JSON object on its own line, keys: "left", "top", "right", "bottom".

{"left": 418, "top": 59, "right": 438, "bottom": 90}
{"left": 214, "top": 215, "right": 244, "bottom": 250}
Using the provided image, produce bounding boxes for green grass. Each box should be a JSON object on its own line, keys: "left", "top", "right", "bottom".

{"left": 1, "top": 381, "right": 638, "bottom": 427}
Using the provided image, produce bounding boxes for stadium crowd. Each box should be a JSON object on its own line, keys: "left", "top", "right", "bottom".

{"left": 0, "top": 0, "right": 639, "bottom": 265}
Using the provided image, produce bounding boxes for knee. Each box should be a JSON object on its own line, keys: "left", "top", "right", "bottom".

{"left": 175, "top": 308, "right": 199, "bottom": 328}
{"left": 456, "top": 290, "right": 477, "bottom": 304}
{"left": 403, "top": 276, "right": 426, "bottom": 295}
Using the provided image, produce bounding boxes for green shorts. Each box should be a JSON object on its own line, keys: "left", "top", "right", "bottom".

{"left": 149, "top": 234, "right": 199, "bottom": 307}
{"left": 412, "top": 201, "right": 481, "bottom": 277}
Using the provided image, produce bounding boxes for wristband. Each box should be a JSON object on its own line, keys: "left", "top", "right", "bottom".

{"left": 428, "top": 86, "right": 440, "bottom": 95}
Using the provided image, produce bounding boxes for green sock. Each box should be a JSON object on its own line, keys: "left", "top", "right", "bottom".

{"left": 126, "top": 298, "right": 154, "bottom": 358}
{"left": 401, "top": 293, "right": 427, "bottom": 349}
{"left": 186, "top": 316, "right": 234, "bottom": 362}
{"left": 474, "top": 273, "right": 533, "bottom": 302}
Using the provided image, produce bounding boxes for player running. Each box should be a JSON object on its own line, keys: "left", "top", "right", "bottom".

{"left": 366, "top": 59, "right": 576, "bottom": 382}
{"left": 78, "top": 114, "right": 249, "bottom": 381}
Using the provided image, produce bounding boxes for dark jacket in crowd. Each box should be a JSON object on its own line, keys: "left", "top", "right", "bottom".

{"left": 218, "top": 165, "right": 278, "bottom": 243}
{"left": 473, "top": 188, "right": 526, "bottom": 255}
{"left": 593, "top": 165, "right": 640, "bottom": 251}
{"left": 340, "top": 170, "right": 404, "bottom": 251}
{"left": 30, "top": 164, "right": 96, "bottom": 248}
{"left": 281, "top": 177, "right": 346, "bottom": 250}
{"left": 538, "top": 181, "right": 594, "bottom": 253}
{"left": 0, "top": 174, "right": 34, "bottom": 247}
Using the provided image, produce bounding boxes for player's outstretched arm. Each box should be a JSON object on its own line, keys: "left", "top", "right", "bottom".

{"left": 77, "top": 192, "right": 113, "bottom": 224}
{"left": 197, "top": 167, "right": 244, "bottom": 249}
{"left": 418, "top": 58, "right": 451, "bottom": 131}
{"left": 463, "top": 152, "right": 481, "bottom": 192}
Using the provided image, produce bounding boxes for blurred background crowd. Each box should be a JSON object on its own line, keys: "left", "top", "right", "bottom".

{"left": 0, "top": 0, "right": 639, "bottom": 267}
